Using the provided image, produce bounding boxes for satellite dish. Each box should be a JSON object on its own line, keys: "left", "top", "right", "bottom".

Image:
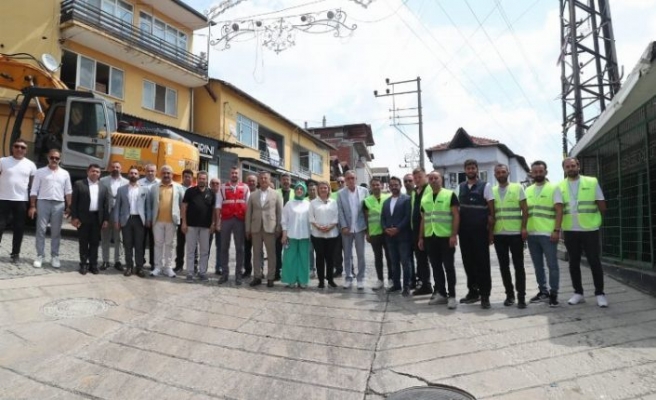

{"left": 41, "top": 54, "right": 59, "bottom": 72}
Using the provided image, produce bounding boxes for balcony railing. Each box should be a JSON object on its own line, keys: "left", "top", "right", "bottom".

{"left": 259, "top": 150, "right": 283, "bottom": 168}
{"left": 60, "top": 0, "right": 208, "bottom": 77}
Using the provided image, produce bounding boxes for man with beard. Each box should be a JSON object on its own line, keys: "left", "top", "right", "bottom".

{"left": 457, "top": 159, "right": 495, "bottom": 309}
{"left": 113, "top": 167, "right": 149, "bottom": 277}
{"left": 175, "top": 169, "right": 195, "bottom": 273}
{"left": 100, "top": 161, "right": 128, "bottom": 271}
{"left": 410, "top": 167, "right": 433, "bottom": 296}
{"left": 559, "top": 157, "right": 607, "bottom": 308}
{"left": 403, "top": 173, "right": 416, "bottom": 288}
{"left": 337, "top": 170, "right": 369, "bottom": 289}
{"left": 364, "top": 177, "right": 391, "bottom": 290}
{"left": 275, "top": 173, "right": 293, "bottom": 281}
{"left": 307, "top": 181, "right": 318, "bottom": 279}
{"left": 138, "top": 163, "right": 159, "bottom": 268}
{"left": 209, "top": 177, "right": 222, "bottom": 275}
{"left": 331, "top": 176, "right": 345, "bottom": 277}
{"left": 492, "top": 164, "right": 528, "bottom": 309}
{"left": 181, "top": 171, "right": 215, "bottom": 282}
{"left": 243, "top": 173, "right": 258, "bottom": 278}
{"left": 525, "top": 161, "right": 563, "bottom": 307}
{"left": 381, "top": 176, "right": 412, "bottom": 296}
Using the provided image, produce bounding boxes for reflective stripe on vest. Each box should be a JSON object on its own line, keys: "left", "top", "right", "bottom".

{"left": 364, "top": 194, "right": 389, "bottom": 236}
{"left": 525, "top": 183, "right": 556, "bottom": 234}
{"left": 421, "top": 188, "right": 454, "bottom": 238}
{"left": 559, "top": 176, "right": 602, "bottom": 230}
{"left": 493, "top": 183, "right": 522, "bottom": 233}
{"left": 221, "top": 183, "right": 248, "bottom": 220}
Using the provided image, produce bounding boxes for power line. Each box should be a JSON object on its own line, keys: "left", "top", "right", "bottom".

{"left": 209, "top": 0, "right": 327, "bottom": 24}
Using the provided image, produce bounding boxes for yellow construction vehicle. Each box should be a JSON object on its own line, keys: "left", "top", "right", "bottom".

{"left": 0, "top": 53, "right": 199, "bottom": 182}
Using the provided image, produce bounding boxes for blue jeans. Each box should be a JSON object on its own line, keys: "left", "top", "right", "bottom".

{"left": 527, "top": 235, "right": 559, "bottom": 293}
{"left": 386, "top": 236, "right": 412, "bottom": 289}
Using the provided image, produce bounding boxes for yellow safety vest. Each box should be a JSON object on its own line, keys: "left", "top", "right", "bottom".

{"left": 525, "top": 183, "right": 557, "bottom": 234}
{"left": 559, "top": 176, "right": 602, "bottom": 230}
{"left": 493, "top": 183, "right": 523, "bottom": 233}
{"left": 421, "top": 187, "right": 454, "bottom": 238}
{"left": 364, "top": 194, "right": 389, "bottom": 236}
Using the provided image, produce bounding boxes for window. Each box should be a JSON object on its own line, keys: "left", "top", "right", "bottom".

{"left": 139, "top": 11, "right": 188, "bottom": 51}
{"left": 449, "top": 173, "right": 457, "bottom": 188}
{"left": 237, "top": 114, "right": 258, "bottom": 148}
{"left": 296, "top": 146, "right": 323, "bottom": 175}
{"left": 142, "top": 80, "right": 177, "bottom": 116}
{"left": 299, "top": 149, "right": 311, "bottom": 174}
{"left": 101, "top": 0, "right": 133, "bottom": 24}
{"left": 479, "top": 171, "right": 488, "bottom": 183}
{"left": 311, "top": 152, "right": 323, "bottom": 174}
{"left": 61, "top": 51, "right": 124, "bottom": 99}
{"left": 67, "top": 101, "right": 106, "bottom": 138}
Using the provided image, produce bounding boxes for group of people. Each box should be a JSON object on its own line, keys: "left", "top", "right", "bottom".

{"left": 0, "top": 138, "right": 608, "bottom": 309}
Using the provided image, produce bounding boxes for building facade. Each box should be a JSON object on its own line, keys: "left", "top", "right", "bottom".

{"left": 426, "top": 128, "right": 529, "bottom": 189}
{"left": 193, "top": 79, "right": 333, "bottom": 185}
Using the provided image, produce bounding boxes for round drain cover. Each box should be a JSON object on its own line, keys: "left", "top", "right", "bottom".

{"left": 41, "top": 298, "right": 115, "bottom": 319}
{"left": 388, "top": 386, "right": 476, "bottom": 400}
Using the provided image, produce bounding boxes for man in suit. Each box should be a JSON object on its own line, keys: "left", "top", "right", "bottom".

{"left": 100, "top": 161, "right": 128, "bottom": 271}
{"left": 113, "top": 166, "right": 149, "bottom": 278}
{"left": 381, "top": 176, "right": 413, "bottom": 296}
{"left": 147, "top": 165, "right": 185, "bottom": 278}
{"left": 246, "top": 171, "right": 283, "bottom": 287}
{"left": 71, "top": 163, "right": 110, "bottom": 275}
{"left": 337, "top": 170, "right": 369, "bottom": 290}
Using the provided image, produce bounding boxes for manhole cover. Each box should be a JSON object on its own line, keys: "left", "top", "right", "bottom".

{"left": 388, "top": 386, "right": 476, "bottom": 400}
{"left": 41, "top": 298, "right": 116, "bottom": 319}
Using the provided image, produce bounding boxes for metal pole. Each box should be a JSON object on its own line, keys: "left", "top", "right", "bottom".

{"left": 417, "top": 76, "right": 425, "bottom": 170}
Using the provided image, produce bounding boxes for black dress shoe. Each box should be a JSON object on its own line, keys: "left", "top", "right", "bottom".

{"left": 218, "top": 275, "right": 228, "bottom": 284}
{"left": 242, "top": 270, "right": 252, "bottom": 278}
{"left": 79, "top": 264, "right": 88, "bottom": 275}
{"left": 215, "top": 269, "right": 222, "bottom": 275}
{"left": 123, "top": 267, "right": 133, "bottom": 277}
{"left": 114, "top": 262, "right": 123, "bottom": 271}
{"left": 100, "top": 262, "right": 109, "bottom": 271}
{"left": 267, "top": 280, "right": 274, "bottom": 288}
{"left": 517, "top": 296, "right": 527, "bottom": 309}
{"left": 173, "top": 266, "right": 183, "bottom": 273}
{"left": 250, "top": 278, "right": 262, "bottom": 287}
{"left": 460, "top": 292, "right": 481, "bottom": 304}
{"left": 327, "top": 280, "right": 337, "bottom": 288}
{"left": 412, "top": 286, "right": 433, "bottom": 296}
{"left": 402, "top": 287, "right": 411, "bottom": 297}
{"left": 318, "top": 282, "right": 325, "bottom": 289}
{"left": 135, "top": 268, "right": 146, "bottom": 278}
{"left": 503, "top": 296, "right": 516, "bottom": 307}
{"left": 274, "top": 274, "right": 281, "bottom": 282}
{"left": 481, "top": 297, "right": 491, "bottom": 309}
{"left": 89, "top": 265, "right": 100, "bottom": 275}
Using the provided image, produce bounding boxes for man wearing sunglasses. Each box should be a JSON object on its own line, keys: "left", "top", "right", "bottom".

{"left": 29, "top": 149, "right": 72, "bottom": 269}
{"left": 0, "top": 139, "right": 37, "bottom": 264}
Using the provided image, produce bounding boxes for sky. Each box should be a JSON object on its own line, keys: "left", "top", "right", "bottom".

{"left": 187, "top": 0, "right": 656, "bottom": 181}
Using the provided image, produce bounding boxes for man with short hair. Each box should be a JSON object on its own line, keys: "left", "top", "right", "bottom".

{"left": 113, "top": 167, "right": 149, "bottom": 277}
{"left": 100, "top": 161, "right": 128, "bottom": 271}
{"left": 181, "top": 171, "right": 215, "bottom": 282}
{"left": 457, "top": 159, "right": 495, "bottom": 309}
{"left": 29, "top": 149, "right": 72, "bottom": 269}
{"left": 381, "top": 176, "right": 413, "bottom": 296}
{"left": 209, "top": 177, "right": 222, "bottom": 275}
{"left": 147, "top": 165, "right": 185, "bottom": 278}
{"left": 0, "top": 138, "right": 36, "bottom": 264}
{"left": 364, "top": 177, "right": 391, "bottom": 290}
{"left": 175, "top": 168, "right": 195, "bottom": 273}
{"left": 419, "top": 171, "right": 460, "bottom": 309}
{"left": 71, "top": 164, "right": 111, "bottom": 275}
{"left": 560, "top": 157, "right": 608, "bottom": 308}
{"left": 139, "top": 163, "right": 159, "bottom": 268}
{"left": 337, "top": 170, "right": 369, "bottom": 290}
{"left": 410, "top": 167, "right": 433, "bottom": 296}
{"left": 331, "top": 176, "right": 345, "bottom": 277}
{"left": 403, "top": 173, "right": 416, "bottom": 288}
{"left": 275, "top": 173, "right": 292, "bottom": 281}
{"left": 243, "top": 173, "right": 258, "bottom": 278}
{"left": 307, "top": 181, "right": 318, "bottom": 279}
{"left": 526, "top": 160, "right": 563, "bottom": 307}
{"left": 492, "top": 164, "right": 528, "bottom": 309}
{"left": 216, "top": 166, "right": 250, "bottom": 285}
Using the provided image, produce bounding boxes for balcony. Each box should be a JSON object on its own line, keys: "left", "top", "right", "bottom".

{"left": 259, "top": 150, "right": 283, "bottom": 168}
{"left": 60, "top": 0, "right": 208, "bottom": 87}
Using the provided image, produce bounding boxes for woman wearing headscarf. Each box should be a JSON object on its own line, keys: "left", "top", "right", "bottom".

{"left": 281, "top": 181, "right": 311, "bottom": 288}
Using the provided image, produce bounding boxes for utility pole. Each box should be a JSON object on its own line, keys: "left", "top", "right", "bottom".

{"left": 374, "top": 77, "right": 425, "bottom": 170}
{"left": 559, "top": 0, "right": 621, "bottom": 156}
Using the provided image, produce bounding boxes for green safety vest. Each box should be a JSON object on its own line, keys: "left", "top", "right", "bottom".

{"left": 525, "top": 183, "right": 557, "bottom": 234}
{"left": 421, "top": 187, "right": 454, "bottom": 238}
{"left": 330, "top": 191, "right": 339, "bottom": 200}
{"left": 559, "top": 176, "right": 602, "bottom": 230}
{"left": 493, "top": 183, "right": 523, "bottom": 233}
{"left": 364, "top": 194, "right": 389, "bottom": 235}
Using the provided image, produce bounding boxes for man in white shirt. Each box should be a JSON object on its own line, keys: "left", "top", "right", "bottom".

{"left": 29, "top": 149, "right": 72, "bottom": 269}
{"left": 100, "top": 161, "right": 128, "bottom": 271}
{"left": 138, "top": 163, "right": 159, "bottom": 268}
{"left": 336, "top": 170, "right": 369, "bottom": 289}
{"left": 0, "top": 138, "right": 37, "bottom": 264}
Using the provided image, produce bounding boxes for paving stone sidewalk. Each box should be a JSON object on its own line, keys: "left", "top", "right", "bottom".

{"left": 1, "top": 231, "right": 655, "bottom": 399}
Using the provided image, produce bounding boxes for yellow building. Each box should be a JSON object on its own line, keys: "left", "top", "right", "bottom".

{"left": 194, "top": 79, "right": 334, "bottom": 185}
{"left": 1, "top": 0, "right": 209, "bottom": 156}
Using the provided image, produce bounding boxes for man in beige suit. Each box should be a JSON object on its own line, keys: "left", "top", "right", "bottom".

{"left": 246, "top": 171, "right": 283, "bottom": 287}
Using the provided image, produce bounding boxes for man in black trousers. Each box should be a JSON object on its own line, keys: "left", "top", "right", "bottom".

{"left": 71, "top": 164, "right": 110, "bottom": 275}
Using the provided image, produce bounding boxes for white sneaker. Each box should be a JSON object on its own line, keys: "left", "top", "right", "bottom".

{"left": 596, "top": 294, "right": 608, "bottom": 308}
{"left": 165, "top": 268, "right": 176, "bottom": 278}
{"left": 429, "top": 294, "right": 448, "bottom": 305}
{"left": 448, "top": 297, "right": 458, "bottom": 309}
{"left": 343, "top": 280, "right": 352, "bottom": 289}
{"left": 33, "top": 256, "right": 43, "bottom": 268}
{"left": 372, "top": 280, "right": 384, "bottom": 291}
{"left": 150, "top": 268, "right": 162, "bottom": 277}
{"left": 51, "top": 257, "right": 61, "bottom": 269}
{"left": 387, "top": 279, "right": 394, "bottom": 288}
{"left": 357, "top": 281, "right": 365, "bottom": 290}
{"left": 568, "top": 293, "right": 586, "bottom": 305}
